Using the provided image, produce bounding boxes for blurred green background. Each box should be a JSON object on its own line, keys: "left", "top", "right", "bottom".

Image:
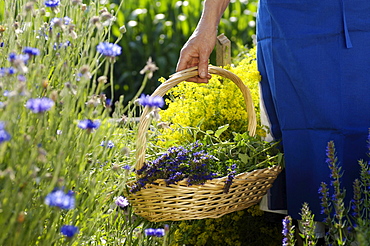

{"left": 110, "top": 0, "right": 258, "bottom": 103}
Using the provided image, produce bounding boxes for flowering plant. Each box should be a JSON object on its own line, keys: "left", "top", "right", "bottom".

{"left": 131, "top": 141, "right": 218, "bottom": 193}
{"left": 158, "top": 47, "right": 263, "bottom": 145}
{"left": 132, "top": 127, "right": 283, "bottom": 193}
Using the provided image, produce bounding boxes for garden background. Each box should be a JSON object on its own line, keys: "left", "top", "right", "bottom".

{"left": 0, "top": 0, "right": 368, "bottom": 246}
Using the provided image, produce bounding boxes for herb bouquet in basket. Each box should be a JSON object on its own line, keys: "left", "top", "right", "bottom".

{"left": 127, "top": 64, "right": 284, "bottom": 222}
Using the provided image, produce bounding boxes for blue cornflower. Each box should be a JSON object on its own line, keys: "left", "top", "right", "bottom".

{"left": 45, "top": 189, "right": 75, "bottom": 210}
{"left": 145, "top": 228, "right": 165, "bottom": 237}
{"left": 18, "top": 74, "right": 26, "bottom": 82}
{"left": 23, "top": 47, "right": 40, "bottom": 56}
{"left": 123, "top": 165, "right": 131, "bottom": 171}
{"left": 77, "top": 119, "right": 101, "bottom": 131}
{"left": 0, "top": 122, "right": 11, "bottom": 144}
{"left": 105, "top": 98, "right": 112, "bottom": 107}
{"left": 8, "top": 67, "right": 16, "bottom": 75}
{"left": 138, "top": 94, "right": 164, "bottom": 108}
{"left": 26, "top": 97, "right": 55, "bottom": 113}
{"left": 115, "top": 196, "right": 129, "bottom": 209}
{"left": 44, "top": 0, "right": 60, "bottom": 8}
{"left": 61, "top": 225, "right": 78, "bottom": 237}
{"left": 0, "top": 68, "right": 6, "bottom": 77}
{"left": 8, "top": 52, "right": 29, "bottom": 64}
{"left": 101, "top": 140, "right": 114, "bottom": 148}
{"left": 96, "top": 42, "right": 121, "bottom": 57}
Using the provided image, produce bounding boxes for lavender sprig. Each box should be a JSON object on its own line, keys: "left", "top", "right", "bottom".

{"left": 282, "top": 215, "right": 296, "bottom": 246}
{"left": 131, "top": 142, "right": 218, "bottom": 193}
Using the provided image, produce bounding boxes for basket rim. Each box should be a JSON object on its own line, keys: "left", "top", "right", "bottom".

{"left": 127, "top": 165, "right": 283, "bottom": 190}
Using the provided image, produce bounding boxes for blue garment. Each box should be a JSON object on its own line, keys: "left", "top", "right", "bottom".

{"left": 257, "top": 0, "right": 370, "bottom": 220}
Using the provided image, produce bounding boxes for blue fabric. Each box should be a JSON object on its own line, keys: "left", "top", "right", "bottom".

{"left": 257, "top": 0, "right": 370, "bottom": 220}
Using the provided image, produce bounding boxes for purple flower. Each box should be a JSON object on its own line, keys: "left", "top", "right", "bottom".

{"left": 18, "top": 75, "right": 26, "bottom": 82}
{"left": 123, "top": 165, "right": 131, "bottom": 170}
{"left": 45, "top": 189, "right": 75, "bottom": 210}
{"left": 138, "top": 94, "right": 164, "bottom": 108}
{"left": 23, "top": 47, "right": 40, "bottom": 56}
{"left": 115, "top": 196, "right": 129, "bottom": 208}
{"left": 282, "top": 216, "right": 294, "bottom": 246}
{"left": 96, "top": 42, "right": 122, "bottom": 57}
{"left": 101, "top": 140, "right": 114, "bottom": 148}
{"left": 145, "top": 228, "right": 165, "bottom": 237}
{"left": 8, "top": 52, "right": 29, "bottom": 64}
{"left": 0, "top": 122, "right": 11, "bottom": 144}
{"left": 77, "top": 119, "right": 101, "bottom": 130}
{"left": 61, "top": 225, "right": 78, "bottom": 237}
{"left": 44, "top": 0, "right": 60, "bottom": 8}
{"left": 105, "top": 98, "right": 112, "bottom": 107}
{"left": 26, "top": 98, "right": 55, "bottom": 113}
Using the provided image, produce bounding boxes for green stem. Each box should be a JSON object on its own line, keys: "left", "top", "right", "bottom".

{"left": 122, "top": 73, "right": 149, "bottom": 114}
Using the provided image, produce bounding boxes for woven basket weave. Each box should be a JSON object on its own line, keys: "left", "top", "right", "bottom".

{"left": 128, "top": 65, "right": 282, "bottom": 222}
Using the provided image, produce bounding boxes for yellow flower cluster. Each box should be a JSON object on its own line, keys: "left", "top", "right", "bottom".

{"left": 157, "top": 47, "right": 262, "bottom": 146}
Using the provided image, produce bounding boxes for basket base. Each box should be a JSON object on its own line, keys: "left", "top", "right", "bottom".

{"left": 128, "top": 166, "right": 283, "bottom": 222}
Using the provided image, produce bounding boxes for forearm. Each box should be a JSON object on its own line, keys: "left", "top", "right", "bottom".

{"left": 195, "top": 0, "right": 230, "bottom": 33}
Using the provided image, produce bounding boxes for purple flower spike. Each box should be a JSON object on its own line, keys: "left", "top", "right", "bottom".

{"left": 138, "top": 94, "right": 164, "bottom": 108}
{"left": 96, "top": 42, "right": 122, "bottom": 57}
{"left": 26, "top": 98, "right": 55, "bottom": 113}
{"left": 61, "top": 225, "right": 78, "bottom": 237}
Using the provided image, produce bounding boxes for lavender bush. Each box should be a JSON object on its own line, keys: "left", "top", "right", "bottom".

{"left": 284, "top": 138, "right": 370, "bottom": 246}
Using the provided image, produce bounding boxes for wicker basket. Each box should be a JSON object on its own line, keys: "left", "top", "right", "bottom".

{"left": 128, "top": 65, "right": 283, "bottom": 222}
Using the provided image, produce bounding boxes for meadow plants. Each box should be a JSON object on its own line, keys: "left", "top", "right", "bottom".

{"left": 0, "top": 0, "right": 168, "bottom": 245}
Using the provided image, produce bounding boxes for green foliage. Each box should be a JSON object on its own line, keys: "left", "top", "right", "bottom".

{"left": 0, "top": 1, "right": 162, "bottom": 245}
{"left": 110, "top": 0, "right": 258, "bottom": 103}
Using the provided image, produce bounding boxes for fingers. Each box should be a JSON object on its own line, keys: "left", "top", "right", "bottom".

{"left": 198, "top": 53, "right": 209, "bottom": 79}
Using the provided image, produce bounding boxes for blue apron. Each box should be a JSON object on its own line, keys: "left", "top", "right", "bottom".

{"left": 257, "top": 0, "right": 370, "bottom": 220}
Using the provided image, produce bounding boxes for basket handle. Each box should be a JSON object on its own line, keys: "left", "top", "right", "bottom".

{"left": 135, "top": 65, "right": 257, "bottom": 170}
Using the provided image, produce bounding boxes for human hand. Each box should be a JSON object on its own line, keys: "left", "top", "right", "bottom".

{"left": 176, "top": 28, "right": 217, "bottom": 83}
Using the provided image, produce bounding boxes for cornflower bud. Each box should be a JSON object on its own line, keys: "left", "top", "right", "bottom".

{"left": 97, "top": 76, "right": 108, "bottom": 84}
{"left": 24, "top": 2, "right": 34, "bottom": 12}
{"left": 90, "top": 16, "right": 100, "bottom": 25}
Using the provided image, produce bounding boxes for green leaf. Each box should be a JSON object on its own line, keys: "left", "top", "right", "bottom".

{"left": 206, "top": 130, "right": 214, "bottom": 135}
{"left": 214, "top": 124, "right": 229, "bottom": 138}
{"left": 238, "top": 153, "right": 250, "bottom": 164}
